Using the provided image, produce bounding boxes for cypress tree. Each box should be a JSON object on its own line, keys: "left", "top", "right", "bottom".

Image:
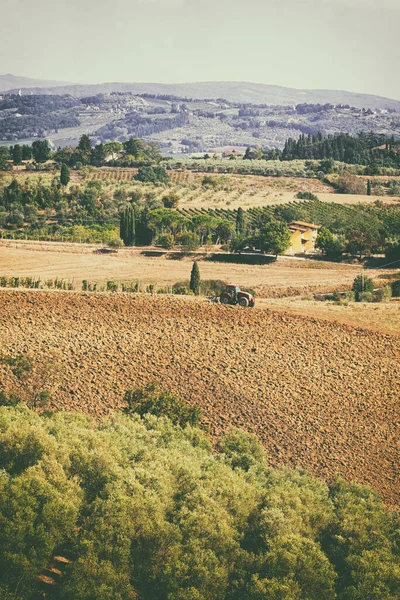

{"left": 120, "top": 205, "right": 136, "bottom": 246}
{"left": 12, "top": 145, "right": 22, "bottom": 165}
{"left": 367, "top": 179, "right": 372, "bottom": 196}
{"left": 190, "top": 261, "right": 200, "bottom": 295}
{"left": 236, "top": 207, "right": 245, "bottom": 234}
{"left": 60, "top": 163, "right": 70, "bottom": 186}
{"left": 135, "top": 207, "right": 153, "bottom": 246}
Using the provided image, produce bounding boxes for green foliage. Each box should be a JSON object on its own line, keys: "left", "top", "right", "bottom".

{"left": 353, "top": 274, "right": 374, "bottom": 295}
{"left": 178, "top": 231, "right": 201, "bottom": 251}
{"left": 78, "top": 134, "right": 92, "bottom": 152}
{"left": 236, "top": 207, "right": 246, "bottom": 234}
{"left": 392, "top": 279, "right": 400, "bottom": 297}
{"left": 157, "top": 233, "right": 175, "bottom": 249}
{"left": 190, "top": 260, "right": 201, "bottom": 294}
{"left": 135, "top": 165, "right": 169, "bottom": 184}
{"left": 12, "top": 144, "right": 22, "bottom": 165}
{"left": 258, "top": 220, "right": 291, "bottom": 256}
{"left": 0, "top": 405, "right": 397, "bottom": 600}
{"left": 162, "top": 192, "right": 179, "bottom": 208}
{"left": 296, "top": 191, "right": 319, "bottom": 201}
{"left": 60, "top": 163, "right": 70, "bottom": 186}
{"left": 124, "top": 383, "right": 201, "bottom": 427}
{"left": 32, "top": 139, "right": 51, "bottom": 163}
{"left": 316, "top": 228, "right": 344, "bottom": 257}
{"left": 120, "top": 205, "right": 135, "bottom": 246}
{"left": 218, "top": 427, "right": 267, "bottom": 472}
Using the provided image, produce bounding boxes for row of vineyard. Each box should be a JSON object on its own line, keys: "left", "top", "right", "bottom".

{"left": 178, "top": 200, "right": 400, "bottom": 236}
{"left": 89, "top": 169, "right": 136, "bottom": 182}
{"left": 168, "top": 170, "right": 194, "bottom": 185}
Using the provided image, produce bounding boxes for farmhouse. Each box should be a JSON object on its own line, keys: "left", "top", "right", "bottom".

{"left": 286, "top": 221, "right": 321, "bottom": 255}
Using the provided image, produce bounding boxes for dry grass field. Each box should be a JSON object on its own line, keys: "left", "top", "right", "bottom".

{"left": 1, "top": 239, "right": 396, "bottom": 298}
{"left": 0, "top": 290, "right": 398, "bottom": 508}
{"left": 260, "top": 297, "right": 400, "bottom": 335}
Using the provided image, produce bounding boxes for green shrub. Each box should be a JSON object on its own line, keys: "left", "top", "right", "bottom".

{"left": 392, "top": 279, "right": 400, "bottom": 297}
{"left": 123, "top": 383, "right": 201, "bottom": 427}
{"left": 353, "top": 274, "right": 374, "bottom": 301}
{"left": 157, "top": 233, "right": 175, "bottom": 249}
{"left": 296, "top": 191, "right": 319, "bottom": 201}
{"left": 106, "top": 280, "right": 118, "bottom": 292}
{"left": 177, "top": 231, "right": 200, "bottom": 251}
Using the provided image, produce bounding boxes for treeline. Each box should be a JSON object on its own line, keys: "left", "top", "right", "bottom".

{"left": 0, "top": 387, "right": 398, "bottom": 600}
{"left": 0, "top": 135, "right": 164, "bottom": 170}
{"left": 53, "top": 135, "right": 163, "bottom": 168}
{"left": 256, "top": 132, "right": 400, "bottom": 169}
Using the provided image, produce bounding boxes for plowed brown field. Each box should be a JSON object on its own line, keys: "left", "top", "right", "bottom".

{"left": 0, "top": 291, "right": 399, "bottom": 507}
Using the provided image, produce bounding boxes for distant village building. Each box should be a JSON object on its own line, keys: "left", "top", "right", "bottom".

{"left": 286, "top": 221, "right": 321, "bottom": 255}
{"left": 222, "top": 149, "right": 242, "bottom": 158}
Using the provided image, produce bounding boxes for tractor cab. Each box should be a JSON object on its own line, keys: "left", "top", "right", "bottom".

{"left": 226, "top": 284, "right": 240, "bottom": 301}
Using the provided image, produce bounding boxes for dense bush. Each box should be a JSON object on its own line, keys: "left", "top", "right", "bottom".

{"left": 353, "top": 274, "right": 374, "bottom": 295}
{"left": 392, "top": 279, "right": 400, "bottom": 297}
{"left": 0, "top": 403, "right": 398, "bottom": 600}
{"left": 123, "top": 383, "right": 201, "bottom": 427}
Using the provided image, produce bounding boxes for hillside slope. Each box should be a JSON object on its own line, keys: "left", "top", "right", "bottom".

{"left": 0, "top": 291, "right": 398, "bottom": 507}
{"left": 0, "top": 73, "right": 72, "bottom": 92}
{"left": 3, "top": 76, "right": 400, "bottom": 110}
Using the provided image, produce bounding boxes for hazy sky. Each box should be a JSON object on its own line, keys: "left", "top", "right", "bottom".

{"left": 3, "top": 0, "right": 400, "bottom": 98}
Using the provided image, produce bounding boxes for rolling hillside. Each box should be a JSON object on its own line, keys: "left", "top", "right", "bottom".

{"left": 2, "top": 75, "right": 400, "bottom": 110}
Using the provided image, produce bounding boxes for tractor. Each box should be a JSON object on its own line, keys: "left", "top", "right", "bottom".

{"left": 219, "top": 284, "right": 255, "bottom": 307}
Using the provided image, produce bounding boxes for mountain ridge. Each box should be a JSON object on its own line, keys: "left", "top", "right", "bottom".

{"left": 1, "top": 75, "right": 399, "bottom": 110}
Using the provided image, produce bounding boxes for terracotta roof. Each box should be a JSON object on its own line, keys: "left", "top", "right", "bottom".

{"left": 289, "top": 221, "right": 321, "bottom": 230}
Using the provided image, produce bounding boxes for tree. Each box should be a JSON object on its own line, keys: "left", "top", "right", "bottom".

{"left": 78, "top": 134, "right": 92, "bottom": 152}
{"left": 123, "top": 137, "right": 144, "bottom": 158}
{"left": 60, "top": 163, "right": 70, "bottom": 186}
{"left": 32, "top": 140, "right": 51, "bottom": 163}
{"left": 367, "top": 179, "right": 372, "bottom": 196}
{"left": 162, "top": 193, "right": 179, "bottom": 209}
{"left": 120, "top": 205, "right": 135, "bottom": 246}
{"left": 236, "top": 207, "right": 246, "bottom": 234}
{"left": 135, "top": 208, "right": 153, "bottom": 246}
{"left": 259, "top": 221, "right": 291, "bottom": 257}
{"left": 353, "top": 273, "right": 374, "bottom": 300}
{"left": 91, "top": 143, "right": 106, "bottom": 166}
{"left": 157, "top": 233, "right": 175, "bottom": 249}
{"left": 12, "top": 145, "right": 22, "bottom": 165}
{"left": 190, "top": 261, "right": 200, "bottom": 294}
{"left": 315, "top": 228, "right": 343, "bottom": 257}
{"left": 135, "top": 166, "right": 168, "bottom": 184}
{"left": 124, "top": 383, "right": 201, "bottom": 427}
{"left": 21, "top": 145, "right": 32, "bottom": 161}
{"left": 178, "top": 231, "right": 200, "bottom": 252}
{"left": 230, "top": 235, "right": 248, "bottom": 254}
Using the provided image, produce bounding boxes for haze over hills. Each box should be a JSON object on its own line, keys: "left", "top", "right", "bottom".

{"left": 1, "top": 74, "right": 400, "bottom": 111}
{"left": 0, "top": 73, "right": 73, "bottom": 93}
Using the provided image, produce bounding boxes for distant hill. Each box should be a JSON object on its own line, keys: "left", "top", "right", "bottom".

{"left": 0, "top": 75, "right": 400, "bottom": 112}
{"left": 0, "top": 73, "right": 73, "bottom": 93}
{"left": 2, "top": 76, "right": 400, "bottom": 111}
